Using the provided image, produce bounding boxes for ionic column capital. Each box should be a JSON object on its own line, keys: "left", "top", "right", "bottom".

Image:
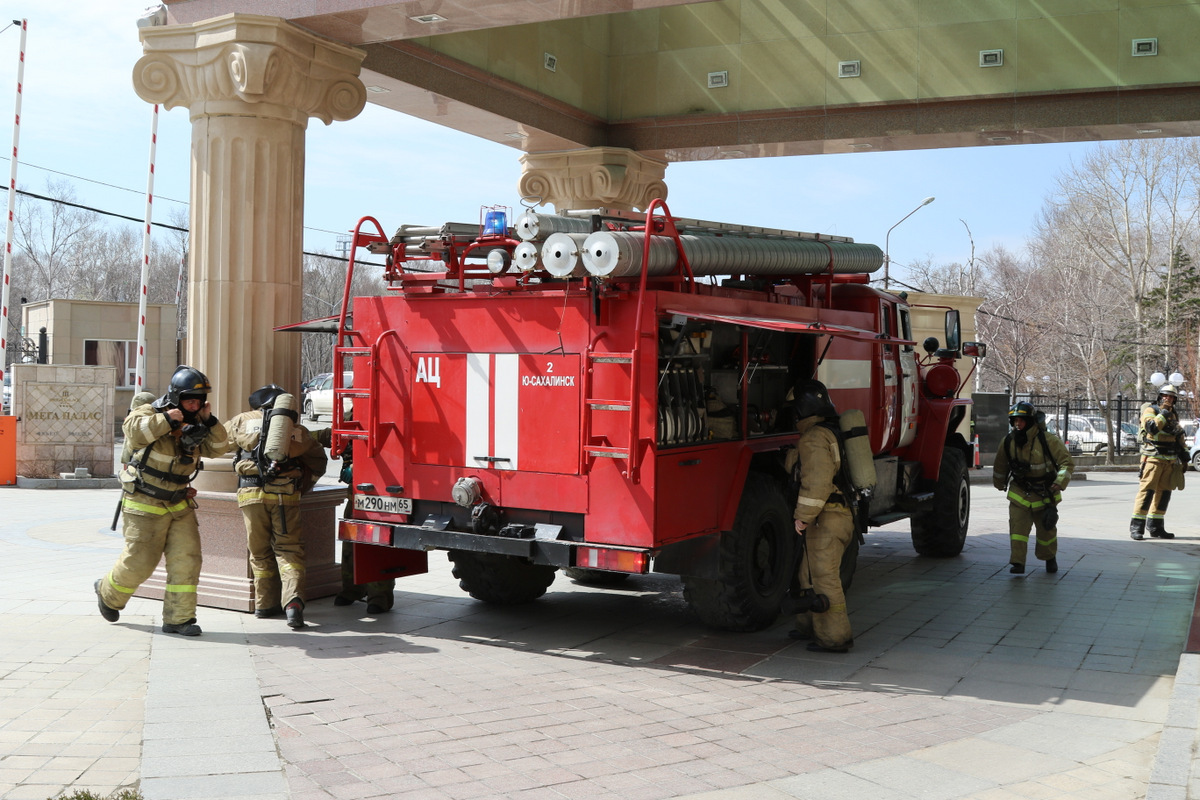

{"left": 132, "top": 13, "right": 367, "bottom": 126}
{"left": 518, "top": 147, "right": 668, "bottom": 212}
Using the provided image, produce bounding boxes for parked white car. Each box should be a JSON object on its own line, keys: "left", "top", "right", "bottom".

{"left": 303, "top": 371, "right": 352, "bottom": 420}
{"left": 1045, "top": 415, "right": 1137, "bottom": 455}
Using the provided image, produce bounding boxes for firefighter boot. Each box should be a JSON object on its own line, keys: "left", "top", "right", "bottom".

{"left": 1046, "top": 558, "right": 1058, "bottom": 574}
{"left": 1009, "top": 563, "right": 1024, "bottom": 574}
{"left": 254, "top": 606, "right": 283, "bottom": 619}
{"left": 1130, "top": 518, "right": 1146, "bottom": 540}
{"left": 285, "top": 598, "right": 306, "bottom": 629}
{"left": 162, "top": 618, "right": 202, "bottom": 636}
{"left": 1148, "top": 519, "right": 1176, "bottom": 539}
{"left": 94, "top": 579, "right": 119, "bottom": 623}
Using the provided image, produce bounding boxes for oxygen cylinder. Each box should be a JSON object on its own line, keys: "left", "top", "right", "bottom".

{"left": 264, "top": 393, "right": 297, "bottom": 462}
{"left": 839, "top": 409, "right": 877, "bottom": 493}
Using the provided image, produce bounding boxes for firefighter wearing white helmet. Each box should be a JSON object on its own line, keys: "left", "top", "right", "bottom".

{"left": 229, "top": 384, "right": 328, "bottom": 629}
{"left": 786, "top": 379, "right": 855, "bottom": 653}
{"left": 992, "top": 402, "right": 1073, "bottom": 574}
{"left": 1130, "top": 384, "right": 1187, "bottom": 540}
{"left": 95, "top": 365, "right": 229, "bottom": 637}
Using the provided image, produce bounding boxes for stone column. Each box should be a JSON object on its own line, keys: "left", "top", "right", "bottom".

{"left": 518, "top": 147, "right": 669, "bottom": 213}
{"left": 132, "top": 14, "right": 366, "bottom": 418}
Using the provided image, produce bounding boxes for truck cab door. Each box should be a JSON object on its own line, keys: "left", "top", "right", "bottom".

{"left": 896, "top": 306, "right": 918, "bottom": 448}
{"left": 878, "top": 301, "right": 900, "bottom": 451}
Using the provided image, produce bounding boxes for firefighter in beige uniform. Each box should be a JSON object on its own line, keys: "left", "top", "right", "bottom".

{"left": 94, "top": 366, "right": 229, "bottom": 636}
{"left": 992, "top": 402, "right": 1073, "bottom": 574}
{"left": 1131, "top": 384, "right": 1186, "bottom": 540}
{"left": 789, "top": 380, "right": 855, "bottom": 654}
{"left": 229, "top": 384, "right": 327, "bottom": 629}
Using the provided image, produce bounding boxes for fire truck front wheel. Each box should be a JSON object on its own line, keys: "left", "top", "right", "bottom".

{"left": 910, "top": 447, "right": 970, "bottom": 557}
{"left": 447, "top": 550, "right": 556, "bottom": 605}
{"left": 681, "top": 477, "right": 796, "bottom": 632}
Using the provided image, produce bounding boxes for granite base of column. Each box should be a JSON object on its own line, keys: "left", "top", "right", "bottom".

{"left": 134, "top": 485, "right": 347, "bottom": 612}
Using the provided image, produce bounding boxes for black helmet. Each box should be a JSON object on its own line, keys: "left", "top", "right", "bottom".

{"left": 249, "top": 384, "right": 286, "bottom": 411}
{"left": 158, "top": 365, "right": 211, "bottom": 408}
{"left": 792, "top": 379, "right": 837, "bottom": 420}
{"left": 1008, "top": 402, "right": 1036, "bottom": 423}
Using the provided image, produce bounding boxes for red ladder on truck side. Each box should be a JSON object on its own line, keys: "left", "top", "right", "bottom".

{"left": 330, "top": 217, "right": 390, "bottom": 460}
{"left": 579, "top": 199, "right": 696, "bottom": 484}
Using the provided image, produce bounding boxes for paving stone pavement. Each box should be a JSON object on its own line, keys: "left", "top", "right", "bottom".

{"left": 2, "top": 467, "right": 1200, "bottom": 799}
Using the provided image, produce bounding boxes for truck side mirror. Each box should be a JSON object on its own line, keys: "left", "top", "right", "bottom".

{"left": 944, "top": 310, "right": 961, "bottom": 353}
{"left": 962, "top": 341, "right": 986, "bottom": 358}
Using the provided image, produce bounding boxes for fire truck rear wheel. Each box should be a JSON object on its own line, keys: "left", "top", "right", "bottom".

{"left": 681, "top": 476, "right": 796, "bottom": 632}
{"left": 563, "top": 567, "right": 630, "bottom": 586}
{"left": 447, "top": 550, "right": 556, "bottom": 605}
{"left": 910, "top": 447, "right": 970, "bottom": 557}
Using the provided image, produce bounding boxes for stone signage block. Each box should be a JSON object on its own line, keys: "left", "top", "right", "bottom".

{"left": 13, "top": 364, "right": 116, "bottom": 478}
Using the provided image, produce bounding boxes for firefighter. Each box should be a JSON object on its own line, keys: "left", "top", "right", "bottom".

{"left": 229, "top": 384, "right": 328, "bottom": 628}
{"left": 992, "top": 402, "right": 1074, "bottom": 574}
{"left": 1130, "top": 384, "right": 1187, "bottom": 540}
{"left": 314, "top": 413, "right": 396, "bottom": 614}
{"left": 119, "top": 391, "right": 157, "bottom": 466}
{"left": 94, "top": 365, "right": 229, "bottom": 636}
{"left": 788, "top": 379, "right": 855, "bottom": 653}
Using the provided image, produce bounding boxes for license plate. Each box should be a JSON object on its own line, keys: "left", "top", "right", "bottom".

{"left": 353, "top": 495, "right": 412, "bottom": 515}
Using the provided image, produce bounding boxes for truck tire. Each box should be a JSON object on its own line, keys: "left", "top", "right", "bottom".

{"left": 447, "top": 550, "right": 556, "bottom": 605}
{"left": 910, "top": 447, "right": 970, "bottom": 557}
{"left": 563, "top": 567, "right": 630, "bottom": 586}
{"left": 681, "top": 476, "right": 797, "bottom": 632}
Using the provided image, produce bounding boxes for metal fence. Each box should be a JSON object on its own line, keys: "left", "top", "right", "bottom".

{"left": 1021, "top": 393, "right": 1196, "bottom": 457}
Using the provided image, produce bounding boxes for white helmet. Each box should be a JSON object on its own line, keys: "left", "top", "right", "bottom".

{"left": 1159, "top": 384, "right": 1180, "bottom": 400}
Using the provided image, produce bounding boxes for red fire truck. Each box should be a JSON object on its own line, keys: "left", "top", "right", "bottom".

{"left": 319, "top": 202, "right": 983, "bottom": 631}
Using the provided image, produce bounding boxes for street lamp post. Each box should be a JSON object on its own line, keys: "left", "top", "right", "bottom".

{"left": 883, "top": 196, "right": 935, "bottom": 291}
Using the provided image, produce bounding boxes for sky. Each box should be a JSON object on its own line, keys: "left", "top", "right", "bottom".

{"left": 0, "top": 1, "right": 1110, "bottom": 291}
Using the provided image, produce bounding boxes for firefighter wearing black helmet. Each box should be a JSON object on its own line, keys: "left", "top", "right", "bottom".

{"left": 786, "top": 379, "right": 855, "bottom": 653}
{"left": 228, "top": 384, "right": 328, "bottom": 629}
{"left": 94, "top": 365, "right": 229, "bottom": 636}
{"left": 992, "top": 402, "right": 1073, "bottom": 574}
{"left": 1130, "top": 384, "right": 1186, "bottom": 540}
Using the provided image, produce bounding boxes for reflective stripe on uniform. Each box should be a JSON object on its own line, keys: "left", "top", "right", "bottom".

{"left": 164, "top": 584, "right": 197, "bottom": 593}
{"left": 108, "top": 573, "right": 136, "bottom": 595}
{"left": 123, "top": 497, "right": 189, "bottom": 515}
{"left": 252, "top": 569, "right": 275, "bottom": 579}
{"left": 1006, "top": 490, "right": 1054, "bottom": 509}
{"left": 1010, "top": 533, "right": 1029, "bottom": 542}
{"left": 796, "top": 495, "right": 826, "bottom": 508}
{"left": 1037, "top": 536, "right": 1057, "bottom": 547}
{"left": 1133, "top": 513, "right": 1148, "bottom": 521}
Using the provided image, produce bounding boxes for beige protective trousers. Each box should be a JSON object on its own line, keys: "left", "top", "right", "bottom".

{"left": 242, "top": 499, "right": 306, "bottom": 610}
{"left": 1133, "top": 457, "right": 1174, "bottom": 522}
{"left": 1008, "top": 501, "right": 1057, "bottom": 564}
{"left": 796, "top": 502, "right": 855, "bottom": 649}
{"left": 99, "top": 498, "right": 201, "bottom": 625}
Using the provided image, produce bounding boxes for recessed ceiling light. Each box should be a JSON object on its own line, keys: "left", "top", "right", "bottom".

{"left": 1137, "top": 128, "right": 1163, "bottom": 134}
{"left": 849, "top": 143, "right": 872, "bottom": 149}
{"left": 365, "top": 85, "right": 389, "bottom": 94}
{"left": 1132, "top": 38, "right": 1158, "bottom": 57}
{"left": 504, "top": 132, "right": 527, "bottom": 140}
{"left": 410, "top": 13, "right": 447, "bottom": 24}
{"left": 838, "top": 60, "right": 861, "bottom": 79}
{"left": 987, "top": 135, "right": 1012, "bottom": 142}
{"left": 979, "top": 50, "right": 1003, "bottom": 68}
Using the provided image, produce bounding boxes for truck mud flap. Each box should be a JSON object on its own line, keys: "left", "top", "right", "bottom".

{"left": 652, "top": 532, "right": 721, "bottom": 579}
